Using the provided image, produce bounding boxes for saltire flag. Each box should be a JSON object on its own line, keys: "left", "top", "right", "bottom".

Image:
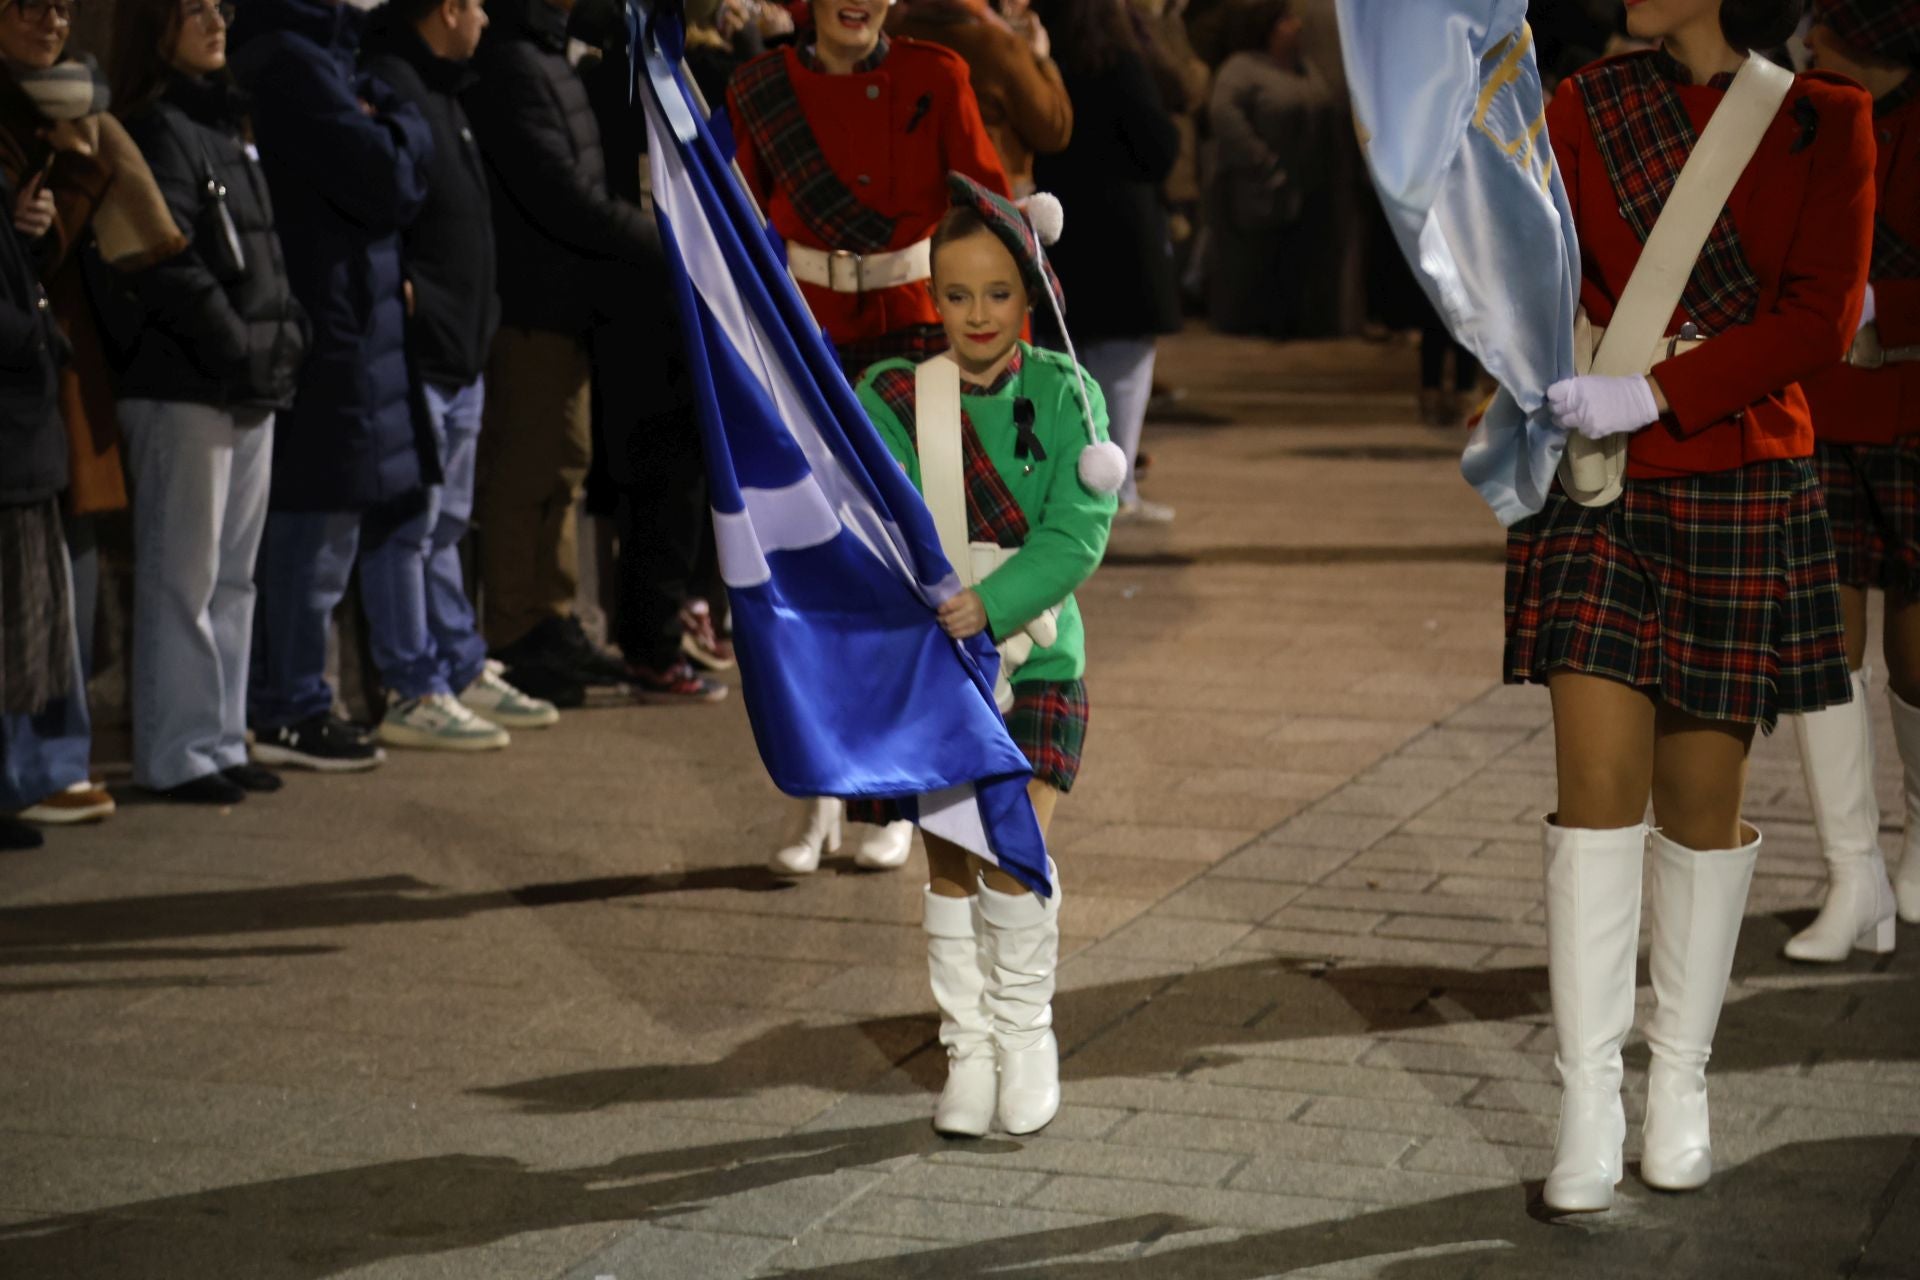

{"left": 630, "top": 2, "right": 1053, "bottom": 895}
{"left": 1336, "top": 0, "right": 1581, "bottom": 526}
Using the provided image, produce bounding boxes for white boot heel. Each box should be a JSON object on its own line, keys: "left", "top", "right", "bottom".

{"left": 1540, "top": 819, "right": 1645, "bottom": 1214}
{"left": 923, "top": 889, "right": 996, "bottom": 1137}
{"left": 977, "top": 864, "right": 1062, "bottom": 1136}
{"left": 770, "top": 797, "right": 842, "bottom": 876}
{"left": 1786, "top": 672, "right": 1896, "bottom": 961}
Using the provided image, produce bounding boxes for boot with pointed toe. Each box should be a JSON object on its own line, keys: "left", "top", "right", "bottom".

{"left": 923, "top": 888, "right": 996, "bottom": 1137}
{"left": 770, "top": 797, "right": 842, "bottom": 876}
{"left": 1540, "top": 819, "right": 1646, "bottom": 1214}
{"left": 1641, "top": 826, "right": 1759, "bottom": 1193}
{"left": 977, "top": 864, "right": 1061, "bottom": 1136}
{"left": 1787, "top": 671, "right": 1897, "bottom": 961}
{"left": 1888, "top": 691, "right": 1920, "bottom": 923}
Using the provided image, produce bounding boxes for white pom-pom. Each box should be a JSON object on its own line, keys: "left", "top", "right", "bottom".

{"left": 1078, "top": 440, "right": 1128, "bottom": 495}
{"left": 1022, "top": 191, "right": 1065, "bottom": 246}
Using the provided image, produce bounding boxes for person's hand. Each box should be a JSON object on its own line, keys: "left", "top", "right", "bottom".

{"left": 357, "top": 97, "right": 377, "bottom": 117}
{"left": 756, "top": 1, "right": 794, "bottom": 35}
{"left": 1546, "top": 374, "right": 1661, "bottom": 441}
{"left": 13, "top": 182, "right": 53, "bottom": 239}
{"left": 937, "top": 589, "right": 989, "bottom": 640}
{"left": 41, "top": 116, "right": 97, "bottom": 157}
{"left": 716, "top": 0, "right": 750, "bottom": 39}
{"left": 403, "top": 279, "right": 415, "bottom": 317}
{"left": 1025, "top": 11, "right": 1051, "bottom": 59}
{"left": 999, "top": 0, "right": 1032, "bottom": 22}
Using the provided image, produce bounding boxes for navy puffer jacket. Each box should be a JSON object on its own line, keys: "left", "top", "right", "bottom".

{"left": 230, "top": 0, "right": 437, "bottom": 512}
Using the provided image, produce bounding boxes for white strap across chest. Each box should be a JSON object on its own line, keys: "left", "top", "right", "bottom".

{"left": 915, "top": 354, "right": 975, "bottom": 585}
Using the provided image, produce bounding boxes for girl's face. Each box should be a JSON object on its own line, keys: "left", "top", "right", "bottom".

{"left": 0, "top": 0, "right": 68, "bottom": 71}
{"left": 170, "top": 0, "right": 230, "bottom": 77}
{"left": 932, "top": 228, "right": 1028, "bottom": 375}
{"left": 816, "top": 0, "right": 889, "bottom": 66}
{"left": 1623, "top": 0, "right": 1721, "bottom": 42}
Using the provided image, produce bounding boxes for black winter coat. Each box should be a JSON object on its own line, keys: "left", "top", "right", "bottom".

{"left": 1032, "top": 46, "right": 1182, "bottom": 343}
{"left": 231, "top": 0, "right": 438, "bottom": 512}
{"left": 362, "top": 18, "right": 500, "bottom": 391}
{"left": 465, "top": 0, "right": 663, "bottom": 337}
{"left": 0, "top": 166, "right": 67, "bottom": 507}
{"left": 116, "top": 73, "right": 308, "bottom": 412}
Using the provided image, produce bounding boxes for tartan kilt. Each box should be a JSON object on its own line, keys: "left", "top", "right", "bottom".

{"left": 846, "top": 678, "right": 1089, "bottom": 826}
{"left": 1813, "top": 439, "right": 1920, "bottom": 596}
{"left": 1504, "top": 458, "right": 1849, "bottom": 730}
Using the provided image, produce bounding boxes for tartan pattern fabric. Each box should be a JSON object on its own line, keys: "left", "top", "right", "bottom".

{"left": 865, "top": 359, "right": 1032, "bottom": 547}
{"left": 846, "top": 677, "right": 1089, "bottom": 823}
{"left": 1578, "top": 56, "right": 1764, "bottom": 336}
{"left": 836, "top": 324, "right": 948, "bottom": 377}
{"left": 1814, "top": 0, "right": 1920, "bottom": 64}
{"left": 1814, "top": 440, "right": 1920, "bottom": 594}
{"left": 945, "top": 172, "right": 1067, "bottom": 316}
{"left": 731, "top": 52, "right": 897, "bottom": 254}
{"left": 1872, "top": 216, "right": 1920, "bottom": 282}
{"left": 1505, "top": 459, "right": 1851, "bottom": 729}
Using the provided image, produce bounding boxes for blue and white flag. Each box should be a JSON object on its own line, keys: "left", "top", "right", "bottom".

{"left": 631, "top": 4, "right": 1052, "bottom": 895}
{"left": 1336, "top": 0, "right": 1580, "bottom": 526}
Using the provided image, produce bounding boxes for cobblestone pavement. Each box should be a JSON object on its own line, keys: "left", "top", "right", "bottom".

{"left": 2, "top": 332, "right": 1915, "bottom": 1280}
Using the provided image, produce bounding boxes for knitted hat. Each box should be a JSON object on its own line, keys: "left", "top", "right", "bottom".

{"left": 939, "top": 172, "right": 1128, "bottom": 495}
{"left": 1813, "top": 0, "right": 1920, "bottom": 63}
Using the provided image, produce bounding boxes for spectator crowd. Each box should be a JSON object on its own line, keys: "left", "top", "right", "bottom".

{"left": 0, "top": 0, "right": 1607, "bottom": 849}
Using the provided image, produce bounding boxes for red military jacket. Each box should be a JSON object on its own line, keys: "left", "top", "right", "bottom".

{"left": 1547, "top": 54, "right": 1875, "bottom": 477}
{"left": 727, "top": 37, "right": 1012, "bottom": 348}
{"left": 1805, "top": 78, "right": 1920, "bottom": 445}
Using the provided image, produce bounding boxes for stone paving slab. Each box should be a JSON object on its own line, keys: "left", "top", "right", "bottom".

{"left": 3, "top": 332, "right": 1918, "bottom": 1279}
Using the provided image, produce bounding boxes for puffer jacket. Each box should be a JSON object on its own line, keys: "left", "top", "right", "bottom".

{"left": 230, "top": 0, "right": 437, "bottom": 511}
{"left": 115, "top": 72, "right": 307, "bottom": 412}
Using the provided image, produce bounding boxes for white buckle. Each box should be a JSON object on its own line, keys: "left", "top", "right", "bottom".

{"left": 828, "top": 250, "right": 862, "bottom": 293}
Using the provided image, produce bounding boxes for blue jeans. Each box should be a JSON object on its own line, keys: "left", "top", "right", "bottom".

{"left": 1078, "top": 338, "right": 1157, "bottom": 506}
{"left": 249, "top": 494, "right": 439, "bottom": 730}
{"left": 1, "top": 542, "right": 91, "bottom": 810}
{"left": 121, "top": 400, "right": 274, "bottom": 789}
{"left": 422, "top": 379, "right": 490, "bottom": 693}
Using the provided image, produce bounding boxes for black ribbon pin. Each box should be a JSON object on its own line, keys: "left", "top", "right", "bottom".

{"left": 1013, "top": 397, "right": 1047, "bottom": 462}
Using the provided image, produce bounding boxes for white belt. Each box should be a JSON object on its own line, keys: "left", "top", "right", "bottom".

{"left": 1848, "top": 322, "right": 1920, "bottom": 369}
{"left": 787, "top": 239, "right": 932, "bottom": 294}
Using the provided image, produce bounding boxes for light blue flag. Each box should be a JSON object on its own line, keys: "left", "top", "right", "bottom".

{"left": 631, "top": 4, "right": 1053, "bottom": 895}
{"left": 1336, "top": 0, "right": 1580, "bottom": 526}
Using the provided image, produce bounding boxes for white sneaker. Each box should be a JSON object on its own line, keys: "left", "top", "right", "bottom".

{"left": 1114, "top": 498, "right": 1175, "bottom": 525}
{"left": 461, "top": 660, "right": 560, "bottom": 728}
{"left": 378, "top": 692, "right": 510, "bottom": 751}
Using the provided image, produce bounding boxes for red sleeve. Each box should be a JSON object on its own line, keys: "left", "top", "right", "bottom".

{"left": 1654, "top": 82, "right": 1875, "bottom": 436}
{"left": 1879, "top": 278, "right": 1920, "bottom": 348}
{"left": 942, "top": 59, "right": 1012, "bottom": 198}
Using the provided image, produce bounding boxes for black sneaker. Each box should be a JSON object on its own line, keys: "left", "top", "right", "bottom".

{"left": 222, "top": 764, "right": 284, "bottom": 793}
{"left": 156, "top": 772, "right": 247, "bottom": 805}
{"left": 494, "top": 616, "right": 626, "bottom": 689}
{"left": 555, "top": 615, "right": 632, "bottom": 686}
{"left": 490, "top": 658, "right": 586, "bottom": 709}
{"left": 0, "top": 817, "right": 43, "bottom": 851}
{"left": 250, "top": 714, "right": 386, "bottom": 772}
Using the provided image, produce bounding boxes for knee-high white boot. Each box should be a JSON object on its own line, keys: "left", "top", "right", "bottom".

{"left": 923, "top": 888, "right": 997, "bottom": 1137}
{"left": 852, "top": 820, "right": 915, "bottom": 871}
{"left": 1787, "top": 670, "right": 1897, "bottom": 960}
{"left": 770, "top": 797, "right": 842, "bottom": 876}
{"left": 1888, "top": 691, "right": 1920, "bottom": 923}
{"left": 1641, "top": 826, "right": 1760, "bottom": 1192}
{"left": 1541, "top": 819, "right": 1647, "bottom": 1214}
{"left": 976, "top": 865, "right": 1061, "bottom": 1136}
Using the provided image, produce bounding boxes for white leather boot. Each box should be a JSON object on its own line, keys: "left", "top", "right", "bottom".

{"left": 1641, "top": 825, "right": 1760, "bottom": 1192}
{"left": 852, "top": 819, "right": 915, "bottom": 870}
{"left": 1787, "top": 670, "right": 1896, "bottom": 960}
{"left": 769, "top": 797, "right": 842, "bottom": 876}
{"left": 1888, "top": 691, "right": 1920, "bottom": 923}
{"left": 923, "top": 888, "right": 996, "bottom": 1137}
{"left": 1541, "top": 819, "right": 1646, "bottom": 1214}
{"left": 976, "top": 864, "right": 1061, "bottom": 1135}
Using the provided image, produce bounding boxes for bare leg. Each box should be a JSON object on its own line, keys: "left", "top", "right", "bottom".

{"left": 926, "top": 780, "right": 1061, "bottom": 898}
{"left": 1650, "top": 705, "right": 1754, "bottom": 851}
{"left": 1840, "top": 584, "right": 1869, "bottom": 674}
{"left": 1547, "top": 671, "right": 1656, "bottom": 828}
{"left": 1883, "top": 588, "right": 1920, "bottom": 704}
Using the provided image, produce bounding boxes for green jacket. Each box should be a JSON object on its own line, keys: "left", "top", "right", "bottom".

{"left": 855, "top": 342, "right": 1117, "bottom": 684}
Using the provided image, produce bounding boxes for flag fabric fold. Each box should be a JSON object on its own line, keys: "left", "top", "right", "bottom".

{"left": 1336, "top": 0, "right": 1581, "bottom": 526}
{"left": 632, "top": 2, "right": 1052, "bottom": 895}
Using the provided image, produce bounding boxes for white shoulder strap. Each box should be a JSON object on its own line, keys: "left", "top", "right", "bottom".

{"left": 1561, "top": 53, "right": 1793, "bottom": 506}
{"left": 915, "top": 354, "right": 976, "bottom": 587}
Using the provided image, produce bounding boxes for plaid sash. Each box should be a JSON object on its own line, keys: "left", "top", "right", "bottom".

{"left": 730, "top": 46, "right": 897, "bottom": 254}
{"left": 869, "top": 356, "right": 1031, "bottom": 547}
{"left": 1580, "top": 55, "right": 1764, "bottom": 336}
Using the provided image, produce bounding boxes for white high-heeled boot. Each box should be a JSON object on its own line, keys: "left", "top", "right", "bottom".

{"left": 1787, "top": 669, "right": 1896, "bottom": 960}
{"left": 923, "top": 888, "right": 996, "bottom": 1137}
{"left": 1540, "top": 819, "right": 1646, "bottom": 1214}
{"left": 852, "top": 819, "right": 915, "bottom": 870}
{"left": 1887, "top": 691, "right": 1920, "bottom": 923}
{"left": 1641, "top": 825, "right": 1760, "bottom": 1192}
{"left": 976, "top": 864, "right": 1061, "bottom": 1135}
{"left": 769, "top": 797, "right": 842, "bottom": 876}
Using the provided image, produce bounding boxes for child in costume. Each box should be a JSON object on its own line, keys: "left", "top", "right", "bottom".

{"left": 849, "top": 172, "right": 1119, "bottom": 1136}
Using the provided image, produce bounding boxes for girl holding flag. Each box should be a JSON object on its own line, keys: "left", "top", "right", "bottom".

{"left": 1507, "top": 0, "right": 1874, "bottom": 1214}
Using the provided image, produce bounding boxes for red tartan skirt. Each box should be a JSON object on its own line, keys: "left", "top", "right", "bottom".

{"left": 1814, "top": 439, "right": 1920, "bottom": 596}
{"left": 846, "top": 678, "right": 1089, "bottom": 826}
{"left": 1504, "top": 459, "right": 1850, "bottom": 730}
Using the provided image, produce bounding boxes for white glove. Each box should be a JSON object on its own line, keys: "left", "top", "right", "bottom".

{"left": 1547, "top": 374, "right": 1660, "bottom": 441}
{"left": 1860, "top": 284, "right": 1877, "bottom": 335}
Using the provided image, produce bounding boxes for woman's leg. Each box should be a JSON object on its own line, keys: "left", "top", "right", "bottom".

{"left": 1881, "top": 589, "right": 1920, "bottom": 920}
{"left": 1078, "top": 339, "right": 1159, "bottom": 510}
{"left": 1548, "top": 672, "right": 1657, "bottom": 828}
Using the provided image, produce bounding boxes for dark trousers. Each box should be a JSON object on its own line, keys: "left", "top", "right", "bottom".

{"left": 609, "top": 407, "right": 709, "bottom": 671}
